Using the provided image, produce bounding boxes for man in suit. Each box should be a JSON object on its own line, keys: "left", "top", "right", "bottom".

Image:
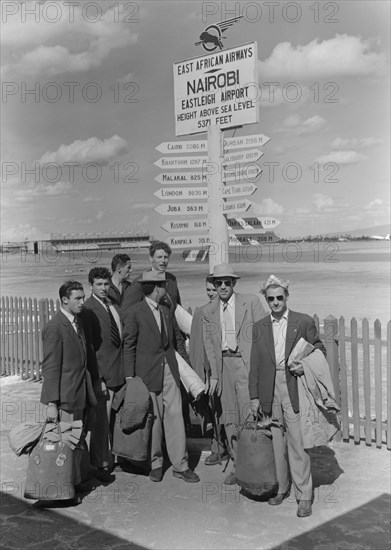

{"left": 249, "top": 274, "right": 326, "bottom": 518}
{"left": 203, "top": 263, "right": 266, "bottom": 484}
{"left": 41, "top": 280, "right": 97, "bottom": 491}
{"left": 123, "top": 270, "right": 199, "bottom": 483}
{"left": 108, "top": 254, "right": 132, "bottom": 307}
{"left": 189, "top": 275, "right": 228, "bottom": 465}
{"left": 121, "top": 241, "right": 181, "bottom": 316}
{"left": 82, "top": 267, "right": 125, "bottom": 482}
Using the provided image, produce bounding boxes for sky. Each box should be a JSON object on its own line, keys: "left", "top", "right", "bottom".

{"left": 1, "top": 0, "right": 390, "bottom": 242}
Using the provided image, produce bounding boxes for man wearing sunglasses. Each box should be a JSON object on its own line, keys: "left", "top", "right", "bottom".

{"left": 248, "top": 274, "right": 326, "bottom": 517}
{"left": 203, "top": 263, "right": 266, "bottom": 485}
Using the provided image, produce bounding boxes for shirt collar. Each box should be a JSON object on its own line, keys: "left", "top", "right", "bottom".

{"left": 92, "top": 293, "right": 108, "bottom": 307}
{"left": 271, "top": 308, "right": 289, "bottom": 323}
{"left": 220, "top": 293, "right": 235, "bottom": 309}
{"left": 60, "top": 307, "right": 76, "bottom": 324}
{"left": 145, "top": 296, "right": 159, "bottom": 310}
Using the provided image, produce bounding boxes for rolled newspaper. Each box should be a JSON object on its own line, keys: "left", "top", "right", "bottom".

{"left": 175, "top": 351, "right": 206, "bottom": 401}
{"left": 175, "top": 304, "right": 193, "bottom": 336}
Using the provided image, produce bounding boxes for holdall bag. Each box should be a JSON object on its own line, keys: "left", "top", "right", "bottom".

{"left": 112, "top": 406, "right": 153, "bottom": 462}
{"left": 236, "top": 415, "right": 278, "bottom": 497}
{"left": 24, "top": 420, "right": 75, "bottom": 501}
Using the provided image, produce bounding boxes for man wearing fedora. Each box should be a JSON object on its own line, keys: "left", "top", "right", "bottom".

{"left": 122, "top": 270, "right": 199, "bottom": 483}
{"left": 203, "top": 263, "right": 266, "bottom": 484}
{"left": 249, "top": 275, "right": 326, "bottom": 517}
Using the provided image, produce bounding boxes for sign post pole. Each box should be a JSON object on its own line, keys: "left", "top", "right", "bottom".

{"left": 207, "top": 125, "right": 228, "bottom": 272}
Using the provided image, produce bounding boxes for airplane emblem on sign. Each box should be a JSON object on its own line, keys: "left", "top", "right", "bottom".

{"left": 195, "top": 16, "right": 244, "bottom": 52}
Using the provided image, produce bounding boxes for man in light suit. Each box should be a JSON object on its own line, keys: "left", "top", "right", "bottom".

{"left": 82, "top": 267, "right": 125, "bottom": 482}
{"left": 249, "top": 274, "right": 326, "bottom": 518}
{"left": 41, "top": 280, "right": 98, "bottom": 492}
{"left": 123, "top": 270, "right": 199, "bottom": 483}
{"left": 203, "top": 263, "right": 266, "bottom": 484}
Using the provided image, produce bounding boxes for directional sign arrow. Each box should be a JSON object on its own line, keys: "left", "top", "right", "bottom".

{"left": 156, "top": 141, "right": 207, "bottom": 154}
{"left": 224, "top": 133, "right": 271, "bottom": 151}
{"left": 222, "top": 183, "right": 257, "bottom": 198}
{"left": 155, "top": 202, "right": 208, "bottom": 216}
{"left": 224, "top": 148, "right": 263, "bottom": 166}
{"left": 154, "top": 156, "right": 208, "bottom": 169}
{"left": 154, "top": 172, "right": 208, "bottom": 185}
{"left": 222, "top": 199, "right": 252, "bottom": 214}
{"left": 226, "top": 216, "right": 281, "bottom": 230}
{"left": 154, "top": 187, "right": 208, "bottom": 200}
{"left": 224, "top": 164, "right": 262, "bottom": 183}
{"left": 166, "top": 235, "right": 210, "bottom": 249}
{"left": 256, "top": 217, "right": 281, "bottom": 229}
{"left": 161, "top": 218, "right": 208, "bottom": 233}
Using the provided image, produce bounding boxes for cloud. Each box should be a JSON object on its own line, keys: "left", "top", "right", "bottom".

{"left": 130, "top": 202, "right": 156, "bottom": 210}
{"left": 38, "top": 135, "right": 127, "bottom": 165}
{"left": 82, "top": 196, "right": 103, "bottom": 203}
{"left": 96, "top": 209, "right": 105, "bottom": 221}
{"left": 0, "top": 223, "right": 48, "bottom": 242}
{"left": 13, "top": 181, "right": 76, "bottom": 203}
{"left": 251, "top": 199, "right": 284, "bottom": 215}
{"left": 316, "top": 151, "right": 368, "bottom": 165}
{"left": 2, "top": 3, "right": 138, "bottom": 77}
{"left": 364, "top": 198, "right": 384, "bottom": 210}
{"left": 259, "top": 34, "right": 387, "bottom": 79}
{"left": 277, "top": 114, "right": 326, "bottom": 135}
{"left": 331, "top": 137, "right": 384, "bottom": 149}
{"left": 313, "top": 193, "right": 333, "bottom": 211}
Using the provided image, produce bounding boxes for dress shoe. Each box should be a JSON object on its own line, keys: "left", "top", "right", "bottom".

{"left": 268, "top": 490, "right": 290, "bottom": 506}
{"left": 204, "top": 452, "right": 229, "bottom": 466}
{"left": 297, "top": 500, "right": 312, "bottom": 517}
{"left": 173, "top": 469, "right": 200, "bottom": 483}
{"left": 94, "top": 467, "right": 114, "bottom": 483}
{"left": 149, "top": 467, "right": 163, "bottom": 482}
{"left": 223, "top": 472, "right": 237, "bottom": 485}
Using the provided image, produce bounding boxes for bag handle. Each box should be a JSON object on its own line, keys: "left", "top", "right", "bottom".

{"left": 39, "top": 418, "right": 63, "bottom": 445}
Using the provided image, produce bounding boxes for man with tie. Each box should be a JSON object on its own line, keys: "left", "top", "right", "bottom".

{"left": 82, "top": 267, "right": 125, "bottom": 482}
{"left": 41, "top": 280, "right": 97, "bottom": 491}
{"left": 108, "top": 253, "right": 132, "bottom": 307}
{"left": 249, "top": 275, "right": 326, "bottom": 517}
{"left": 123, "top": 270, "right": 199, "bottom": 483}
{"left": 203, "top": 263, "right": 266, "bottom": 485}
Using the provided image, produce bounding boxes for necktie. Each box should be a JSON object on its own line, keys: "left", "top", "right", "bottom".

{"left": 73, "top": 316, "right": 86, "bottom": 351}
{"left": 158, "top": 306, "right": 169, "bottom": 350}
{"left": 104, "top": 301, "right": 121, "bottom": 348}
{"left": 223, "top": 302, "right": 237, "bottom": 352}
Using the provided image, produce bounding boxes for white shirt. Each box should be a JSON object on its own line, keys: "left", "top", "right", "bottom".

{"left": 271, "top": 309, "right": 289, "bottom": 368}
{"left": 60, "top": 307, "right": 78, "bottom": 334}
{"left": 220, "top": 294, "right": 236, "bottom": 351}
{"left": 92, "top": 294, "right": 122, "bottom": 338}
{"left": 145, "top": 296, "right": 161, "bottom": 331}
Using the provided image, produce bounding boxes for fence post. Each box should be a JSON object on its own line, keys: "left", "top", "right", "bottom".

{"left": 38, "top": 298, "right": 49, "bottom": 374}
{"left": 324, "top": 315, "right": 342, "bottom": 441}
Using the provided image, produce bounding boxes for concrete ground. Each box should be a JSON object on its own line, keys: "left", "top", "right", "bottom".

{"left": 1, "top": 376, "right": 390, "bottom": 550}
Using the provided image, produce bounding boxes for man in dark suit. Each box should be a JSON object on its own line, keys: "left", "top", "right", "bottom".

{"left": 203, "top": 263, "right": 266, "bottom": 484}
{"left": 121, "top": 241, "right": 181, "bottom": 316}
{"left": 123, "top": 270, "right": 199, "bottom": 483}
{"left": 108, "top": 254, "right": 132, "bottom": 307}
{"left": 41, "top": 280, "right": 97, "bottom": 490}
{"left": 82, "top": 267, "right": 125, "bottom": 481}
{"left": 249, "top": 274, "right": 326, "bottom": 518}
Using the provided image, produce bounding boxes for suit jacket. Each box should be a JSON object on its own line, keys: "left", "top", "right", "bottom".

{"left": 81, "top": 296, "right": 125, "bottom": 389}
{"left": 248, "top": 310, "right": 326, "bottom": 415}
{"left": 123, "top": 298, "right": 189, "bottom": 393}
{"left": 203, "top": 293, "right": 266, "bottom": 388}
{"left": 107, "top": 279, "right": 131, "bottom": 307}
{"left": 40, "top": 311, "right": 95, "bottom": 410}
{"left": 121, "top": 271, "right": 181, "bottom": 318}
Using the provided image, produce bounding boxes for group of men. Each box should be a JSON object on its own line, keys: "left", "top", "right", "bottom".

{"left": 40, "top": 241, "right": 326, "bottom": 517}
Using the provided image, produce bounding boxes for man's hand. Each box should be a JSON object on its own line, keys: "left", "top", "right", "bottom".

{"left": 46, "top": 402, "right": 58, "bottom": 422}
{"left": 93, "top": 378, "right": 107, "bottom": 394}
{"left": 250, "top": 398, "right": 260, "bottom": 417}
{"left": 289, "top": 360, "right": 304, "bottom": 376}
{"left": 206, "top": 377, "right": 219, "bottom": 395}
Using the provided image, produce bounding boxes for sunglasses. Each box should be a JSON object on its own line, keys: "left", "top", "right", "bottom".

{"left": 214, "top": 279, "right": 233, "bottom": 287}
{"left": 267, "top": 295, "right": 285, "bottom": 303}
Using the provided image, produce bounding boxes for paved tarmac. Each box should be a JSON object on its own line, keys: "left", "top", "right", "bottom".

{"left": 1, "top": 376, "right": 390, "bottom": 550}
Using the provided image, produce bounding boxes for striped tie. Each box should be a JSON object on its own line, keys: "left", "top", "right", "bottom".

{"left": 158, "top": 306, "right": 169, "bottom": 350}
{"left": 104, "top": 301, "right": 121, "bottom": 348}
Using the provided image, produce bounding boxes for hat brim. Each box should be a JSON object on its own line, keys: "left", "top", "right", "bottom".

{"left": 211, "top": 274, "right": 240, "bottom": 279}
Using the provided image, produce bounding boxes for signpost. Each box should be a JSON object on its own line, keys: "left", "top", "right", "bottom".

{"left": 224, "top": 133, "right": 270, "bottom": 150}
{"left": 173, "top": 42, "right": 259, "bottom": 137}
{"left": 166, "top": 235, "right": 210, "bottom": 248}
{"left": 161, "top": 219, "right": 208, "bottom": 233}
{"left": 154, "top": 156, "right": 208, "bottom": 169}
{"left": 154, "top": 172, "right": 208, "bottom": 185}
{"left": 154, "top": 203, "right": 208, "bottom": 216}
{"left": 156, "top": 140, "right": 207, "bottom": 154}
{"left": 221, "top": 183, "right": 256, "bottom": 197}
{"left": 224, "top": 148, "right": 263, "bottom": 166}
{"left": 154, "top": 187, "right": 208, "bottom": 200}
{"left": 222, "top": 199, "right": 252, "bottom": 214}
{"left": 223, "top": 165, "right": 262, "bottom": 182}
